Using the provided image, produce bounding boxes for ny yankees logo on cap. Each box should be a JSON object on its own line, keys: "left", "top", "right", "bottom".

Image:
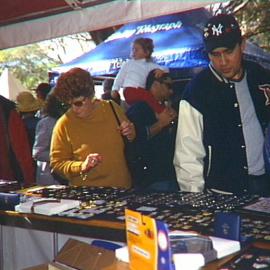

{"left": 211, "top": 24, "right": 223, "bottom": 36}
{"left": 203, "top": 14, "right": 242, "bottom": 53}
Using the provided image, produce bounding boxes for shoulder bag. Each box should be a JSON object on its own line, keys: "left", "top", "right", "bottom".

{"left": 109, "top": 101, "right": 148, "bottom": 188}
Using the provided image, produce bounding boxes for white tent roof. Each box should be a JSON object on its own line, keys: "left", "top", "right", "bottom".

{"left": 0, "top": 0, "right": 222, "bottom": 50}
{"left": 0, "top": 68, "right": 28, "bottom": 101}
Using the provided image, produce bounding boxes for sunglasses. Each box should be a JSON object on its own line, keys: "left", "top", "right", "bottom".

{"left": 156, "top": 78, "right": 173, "bottom": 88}
{"left": 159, "top": 81, "right": 172, "bottom": 89}
{"left": 70, "top": 97, "right": 88, "bottom": 107}
{"left": 163, "top": 82, "right": 172, "bottom": 88}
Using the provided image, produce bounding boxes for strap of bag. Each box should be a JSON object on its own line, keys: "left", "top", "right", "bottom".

{"left": 109, "top": 100, "right": 121, "bottom": 126}
{"left": 109, "top": 100, "right": 128, "bottom": 144}
{"left": 109, "top": 102, "right": 139, "bottom": 188}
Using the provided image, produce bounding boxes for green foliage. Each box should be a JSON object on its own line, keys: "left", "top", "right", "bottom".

{"left": 236, "top": 0, "right": 270, "bottom": 51}
{"left": 1, "top": 0, "right": 269, "bottom": 91}
{"left": 214, "top": 0, "right": 270, "bottom": 51}
{"left": 0, "top": 43, "right": 61, "bottom": 90}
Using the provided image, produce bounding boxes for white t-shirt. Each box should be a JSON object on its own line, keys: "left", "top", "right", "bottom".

{"left": 234, "top": 73, "right": 265, "bottom": 175}
{"left": 112, "top": 58, "right": 167, "bottom": 90}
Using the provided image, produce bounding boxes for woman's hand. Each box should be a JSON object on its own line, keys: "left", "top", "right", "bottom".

{"left": 119, "top": 120, "right": 136, "bottom": 141}
{"left": 81, "top": 153, "right": 103, "bottom": 173}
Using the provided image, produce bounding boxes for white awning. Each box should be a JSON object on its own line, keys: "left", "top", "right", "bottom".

{"left": 0, "top": 0, "right": 222, "bottom": 49}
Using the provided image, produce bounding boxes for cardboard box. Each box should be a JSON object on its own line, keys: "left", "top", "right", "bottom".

{"left": 24, "top": 239, "right": 129, "bottom": 270}
{"left": 55, "top": 238, "right": 118, "bottom": 269}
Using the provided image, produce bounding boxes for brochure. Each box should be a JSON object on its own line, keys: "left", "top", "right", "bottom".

{"left": 15, "top": 198, "right": 80, "bottom": 215}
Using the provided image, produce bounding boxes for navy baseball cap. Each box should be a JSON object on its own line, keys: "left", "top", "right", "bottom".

{"left": 203, "top": 14, "right": 242, "bottom": 53}
{"left": 146, "top": 69, "right": 172, "bottom": 91}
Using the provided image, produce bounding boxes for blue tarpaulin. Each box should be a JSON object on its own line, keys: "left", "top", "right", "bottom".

{"left": 51, "top": 8, "right": 210, "bottom": 81}
{"left": 51, "top": 8, "right": 270, "bottom": 82}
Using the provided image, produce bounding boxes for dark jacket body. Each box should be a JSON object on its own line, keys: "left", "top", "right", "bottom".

{"left": 176, "top": 60, "right": 270, "bottom": 193}
{"left": 127, "top": 102, "right": 177, "bottom": 189}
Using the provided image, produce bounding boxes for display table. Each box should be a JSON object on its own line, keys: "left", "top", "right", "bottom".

{"left": 0, "top": 210, "right": 126, "bottom": 270}
{"left": 1, "top": 210, "right": 270, "bottom": 270}
{"left": 1, "top": 187, "right": 270, "bottom": 269}
{"left": 0, "top": 210, "right": 126, "bottom": 242}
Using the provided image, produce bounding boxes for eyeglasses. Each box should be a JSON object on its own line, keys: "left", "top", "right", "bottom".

{"left": 156, "top": 78, "right": 173, "bottom": 89}
{"left": 70, "top": 97, "right": 88, "bottom": 107}
{"left": 160, "top": 81, "right": 172, "bottom": 89}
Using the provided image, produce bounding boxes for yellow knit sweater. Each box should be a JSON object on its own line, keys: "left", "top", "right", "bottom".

{"left": 50, "top": 100, "right": 132, "bottom": 188}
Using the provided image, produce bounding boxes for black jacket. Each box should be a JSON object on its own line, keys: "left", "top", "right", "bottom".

{"left": 174, "top": 61, "right": 270, "bottom": 193}
{"left": 127, "top": 102, "right": 177, "bottom": 189}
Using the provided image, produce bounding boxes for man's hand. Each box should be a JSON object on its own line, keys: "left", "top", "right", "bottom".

{"left": 149, "top": 108, "right": 177, "bottom": 138}
{"left": 156, "top": 107, "right": 177, "bottom": 128}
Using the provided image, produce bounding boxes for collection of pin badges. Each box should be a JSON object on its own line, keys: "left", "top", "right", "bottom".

{"left": 32, "top": 186, "right": 129, "bottom": 202}
{"left": 30, "top": 186, "right": 270, "bottom": 243}
{"left": 219, "top": 245, "right": 270, "bottom": 270}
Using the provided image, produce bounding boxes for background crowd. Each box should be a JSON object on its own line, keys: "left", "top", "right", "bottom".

{"left": 1, "top": 13, "right": 270, "bottom": 196}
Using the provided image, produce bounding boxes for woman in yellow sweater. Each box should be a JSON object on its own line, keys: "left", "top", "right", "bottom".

{"left": 50, "top": 68, "right": 135, "bottom": 188}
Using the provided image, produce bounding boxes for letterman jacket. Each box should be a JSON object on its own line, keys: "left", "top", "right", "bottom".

{"left": 174, "top": 60, "right": 270, "bottom": 193}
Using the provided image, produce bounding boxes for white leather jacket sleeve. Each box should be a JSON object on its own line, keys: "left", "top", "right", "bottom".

{"left": 173, "top": 100, "right": 206, "bottom": 192}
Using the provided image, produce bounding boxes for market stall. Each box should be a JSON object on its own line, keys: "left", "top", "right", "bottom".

{"left": 1, "top": 186, "right": 270, "bottom": 269}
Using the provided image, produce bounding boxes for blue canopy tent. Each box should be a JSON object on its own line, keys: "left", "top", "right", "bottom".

{"left": 51, "top": 8, "right": 211, "bottom": 83}
{"left": 51, "top": 7, "right": 270, "bottom": 84}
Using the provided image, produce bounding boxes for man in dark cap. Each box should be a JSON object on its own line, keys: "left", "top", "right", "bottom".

{"left": 35, "top": 82, "right": 51, "bottom": 101}
{"left": 35, "top": 82, "right": 52, "bottom": 118}
{"left": 174, "top": 14, "right": 270, "bottom": 195}
{"left": 126, "top": 69, "right": 178, "bottom": 191}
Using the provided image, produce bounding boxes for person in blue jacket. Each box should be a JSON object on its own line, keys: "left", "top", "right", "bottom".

{"left": 174, "top": 14, "right": 270, "bottom": 196}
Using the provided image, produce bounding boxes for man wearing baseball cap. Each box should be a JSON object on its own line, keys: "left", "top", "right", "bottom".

{"left": 174, "top": 14, "right": 270, "bottom": 195}
{"left": 126, "top": 69, "right": 178, "bottom": 191}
